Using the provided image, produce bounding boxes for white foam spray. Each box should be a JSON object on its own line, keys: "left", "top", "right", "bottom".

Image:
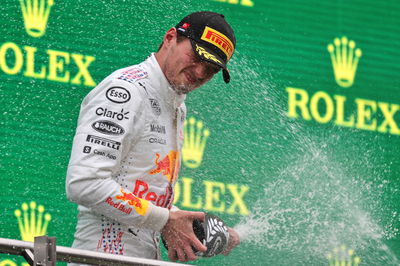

{"left": 228, "top": 54, "right": 399, "bottom": 264}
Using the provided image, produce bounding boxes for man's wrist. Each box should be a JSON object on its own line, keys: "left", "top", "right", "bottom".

{"left": 144, "top": 204, "right": 170, "bottom": 231}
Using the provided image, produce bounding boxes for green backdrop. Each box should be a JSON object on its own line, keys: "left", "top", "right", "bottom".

{"left": 1, "top": 0, "right": 399, "bottom": 265}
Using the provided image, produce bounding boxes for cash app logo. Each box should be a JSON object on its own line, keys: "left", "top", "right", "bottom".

{"left": 326, "top": 245, "right": 361, "bottom": 266}
{"left": 182, "top": 117, "right": 210, "bottom": 169}
{"left": 14, "top": 201, "right": 52, "bottom": 242}
{"left": 327, "top": 36, "right": 362, "bottom": 88}
{"left": 19, "top": 0, "right": 55, "bottom": 38}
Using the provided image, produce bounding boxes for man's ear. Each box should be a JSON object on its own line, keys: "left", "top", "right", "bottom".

{"left": 163, "top": 27, "right": 178, "bottom": 47}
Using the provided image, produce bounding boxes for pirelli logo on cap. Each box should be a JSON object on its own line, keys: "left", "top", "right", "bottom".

{"left": 201, "top": 26, "right": 234, "bottom": 59}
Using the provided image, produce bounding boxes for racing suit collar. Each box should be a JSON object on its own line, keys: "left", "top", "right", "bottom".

{"left": 147, "top": 53, "right": 186, "bottom": 108}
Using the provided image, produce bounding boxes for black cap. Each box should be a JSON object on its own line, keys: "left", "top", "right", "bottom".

{"left": 175, "top": 11, "right": 236, "bottom": 83}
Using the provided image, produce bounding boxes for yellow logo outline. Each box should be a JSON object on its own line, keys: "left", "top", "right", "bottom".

{"left": 326, "top": 245, "right": 361, "bottom": 266}
{"left": 182, "top": 117, "right": 210, "bottom": 169}
{"left": 14, "top": 201, "right": 52, "bottom": 242}
{"left": 19, "top": 0, "right": 55, "bottom": 38}
{"left": 327, "top": 36, "right": 362, "bottom": 88}
{"left": 195, "top": 44, "right": 222, "bottom": 64}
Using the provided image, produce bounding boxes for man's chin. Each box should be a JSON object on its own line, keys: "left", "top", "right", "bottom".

{"left": 171, "top": 83, "right": 196, "bottom": 95}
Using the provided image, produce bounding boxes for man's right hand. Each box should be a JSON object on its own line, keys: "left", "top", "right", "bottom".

{"left": 161, "top": 210, "right": 207, "bottom": 262}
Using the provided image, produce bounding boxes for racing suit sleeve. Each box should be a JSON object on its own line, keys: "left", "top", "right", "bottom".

{"left": 66, "top": 78, "right": 169, "bottom": 232}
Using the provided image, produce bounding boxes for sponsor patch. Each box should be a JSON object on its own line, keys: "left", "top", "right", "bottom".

{"left": 106, "top": 87, "right": 131, "bottom": 104}
{"left": 149, "top": 151, "right": 179, "bottom": 182}
{"left": 96, "top": 107, "right": 129, "bottom": 121}
{"left": 83, "top": 146, "right": 92, "bottom": 153}
{"left": 86, "top": 135, "right": 121, "bottom": 150}
{"left": 149, "top": 98, "right": 161, "bottom": 116}
{"left": 105, "top": 197, "right": 132, "bottom": 214}
{"left": 150, "top": 124, "right": 166, "bottom": 134}
{"left": 92, "top": 120, "right": 125, "bottom": 135}
{"left": 201, "top": 26, "right": 234, "bottom": 59}
{"left": 133, "top": 180, "right": 173, "bottom": 208}
{"left": 117, "top": 67, "right": 148, "bottom": 84}
{"left": 115, "top": 188, "right": 148, "bottom": 216}
{"left": 94, "top": 149, "right": 117, "bottom": 160}
{"left": 149, "top": 137, "right": 166, "bottom": 145}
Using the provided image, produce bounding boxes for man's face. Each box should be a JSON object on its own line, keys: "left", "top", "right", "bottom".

{"left": 163, "top": 38, "right": 220, "bottom": 94}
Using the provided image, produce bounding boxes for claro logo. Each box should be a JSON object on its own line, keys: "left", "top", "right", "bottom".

{"left": 92, "top": 120, "right": 125, "bottom": 135}
{"left": 95, "top": 107, "right": 129, "bottom": 121}
{"left": 106, "top": 87, "right": 131, "bottom": 104}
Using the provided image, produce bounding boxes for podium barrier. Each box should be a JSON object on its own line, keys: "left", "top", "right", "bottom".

{"left": 0, "top": 236, "right": 191, "bottom": 266}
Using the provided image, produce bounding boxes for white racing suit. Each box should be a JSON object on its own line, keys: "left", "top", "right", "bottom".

{"left": 66, "top": 54, "right": 186, "bottom": 263}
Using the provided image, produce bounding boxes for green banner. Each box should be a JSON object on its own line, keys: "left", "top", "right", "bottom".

{"left": 1, "top": 0, "right": 399, "bottom": 265}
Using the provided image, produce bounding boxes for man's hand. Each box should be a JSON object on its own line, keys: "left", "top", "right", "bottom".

{"left": 221, "top": 227, "right": 240, "bottom": 256}
{"left": 161, "top": 210, "right": 207, "bottom": 262}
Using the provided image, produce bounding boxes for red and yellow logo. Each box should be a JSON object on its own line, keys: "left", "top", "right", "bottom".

{"left": 201, "top": 26, "right": 234, "bottom": 59}
{"left": 149, "top": 151, "right": 180, "bottom": 183}
{"left": 115, "top": 188, "right": 148, "bottom": 216}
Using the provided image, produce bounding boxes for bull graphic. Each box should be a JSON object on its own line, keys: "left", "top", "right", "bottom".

{"left": 115, "top": 188, "right": 148, "bottom": 216}
{"left": 149, "top": 151, "right": 180, "bottom": 182}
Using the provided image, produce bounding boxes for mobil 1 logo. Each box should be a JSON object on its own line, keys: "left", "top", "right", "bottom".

{"left": 106, "top": 87, "right": 131, "bottom": 103}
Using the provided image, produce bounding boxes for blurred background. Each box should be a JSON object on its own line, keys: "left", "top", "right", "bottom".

{"left": 1, "top": 0, "right": 399, "bottom": 265}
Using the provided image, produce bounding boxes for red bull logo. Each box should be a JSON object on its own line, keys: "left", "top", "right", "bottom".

{"left": 149, "top": 151, "right": 180, "bottom": 182}
{"left": 133, "top": 180, "right": 173, "bottom": 209}
{"left": 105, "top": 197, "right": 132, "bottom": 215}
{"left": 115, "top": 188, "right": 148, "bottom": 216}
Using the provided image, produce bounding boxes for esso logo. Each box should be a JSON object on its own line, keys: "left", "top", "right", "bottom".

{"left": 106, "top": 87, "right": 131, "bottom": 104}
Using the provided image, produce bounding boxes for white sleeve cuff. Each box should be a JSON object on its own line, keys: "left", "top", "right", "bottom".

{"left": 143, "top": 204, "right": 170, "bottom": 231}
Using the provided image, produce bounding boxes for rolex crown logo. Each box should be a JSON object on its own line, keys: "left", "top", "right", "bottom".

{"left": 327, "top": 36, "right": 362, "bottom": 88}
{"left": 14, "top": 201, "right": 52, "bottom": 242}
{"left": 19, "top": 0, "right": 55, "bottom": 38}
{"left": 326, "top": 245, "right": 361, "bottom": 266}
{"left": 182, "top": 117, "right": 210, "bottom": 169}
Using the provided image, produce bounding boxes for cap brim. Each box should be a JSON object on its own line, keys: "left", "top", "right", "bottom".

{"left": 189, "top": 39, "right": 231, "bottom": 83}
